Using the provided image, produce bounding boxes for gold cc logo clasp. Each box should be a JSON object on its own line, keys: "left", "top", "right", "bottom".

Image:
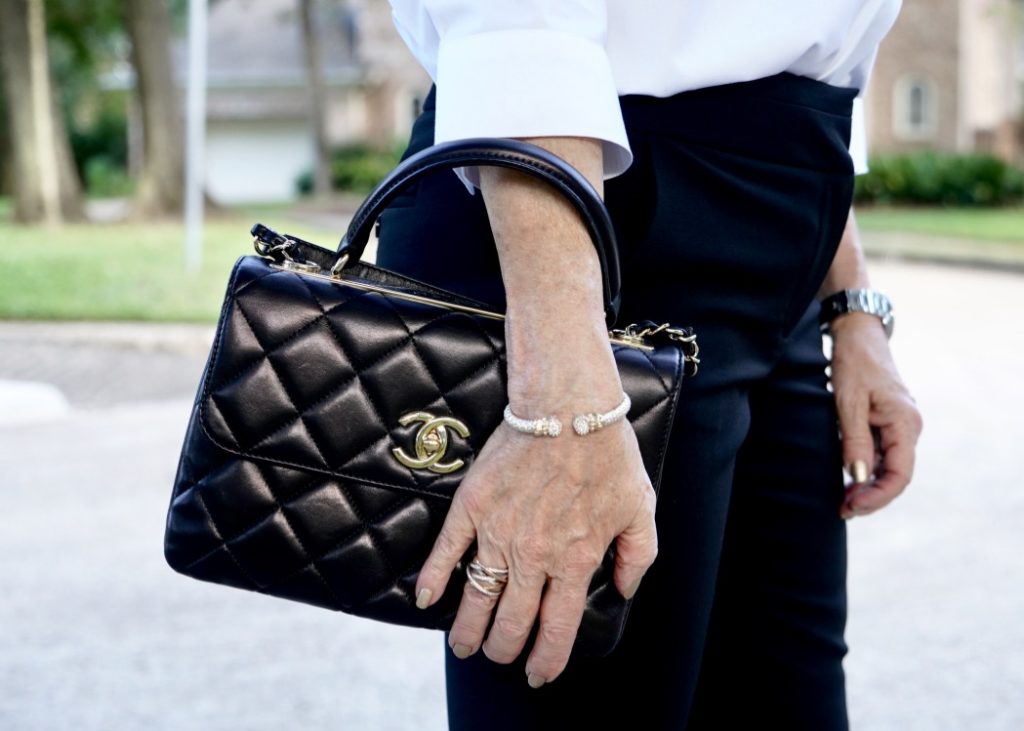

{"left": 391, "top": 411, "right": 471, "bottom": 474}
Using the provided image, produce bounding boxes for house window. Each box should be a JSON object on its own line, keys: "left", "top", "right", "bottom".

{"left": 893, "top": 74, "right": 938, "bottom": 140}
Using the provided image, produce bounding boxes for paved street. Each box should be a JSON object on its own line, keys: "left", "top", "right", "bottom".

{"left": 1, "top": 259, "right": 1022, "bottom": 730}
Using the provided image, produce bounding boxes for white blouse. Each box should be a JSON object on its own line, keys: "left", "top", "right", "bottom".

{"left": 388, "top": 0, "right": 903, "bottom": 184}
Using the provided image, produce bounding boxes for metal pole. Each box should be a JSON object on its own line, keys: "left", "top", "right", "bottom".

{"left": 184, "top": 0, "right": 208, "bottom": 272}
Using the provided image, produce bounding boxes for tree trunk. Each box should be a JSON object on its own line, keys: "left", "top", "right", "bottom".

{"left": 300, "top": 0, "right": 332, "bottom": 197}
{"left": 0, "top": 85, "right": 10, "bottom": 199}
{"left": 0, "top": 0, "right": 84, "bottom": 224}
{"left": 124, "top": 0, "right": 184, "bottom": 218}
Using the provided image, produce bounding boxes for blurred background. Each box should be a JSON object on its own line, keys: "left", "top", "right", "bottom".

{"left": 1, "top": 0, "right": 1023, "bottom": 729}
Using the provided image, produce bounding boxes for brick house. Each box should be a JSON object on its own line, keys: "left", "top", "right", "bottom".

{"left": 865, "top": 0, "right": 1024, "bottom": 163}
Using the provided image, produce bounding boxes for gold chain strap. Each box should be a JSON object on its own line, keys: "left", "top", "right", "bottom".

{"left": 608, "top": 322, "right": 701, "bottom": 376}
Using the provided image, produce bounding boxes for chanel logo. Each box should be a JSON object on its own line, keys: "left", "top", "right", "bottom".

{"left": 391, "top": 411, "right": 471, "bottom": 474}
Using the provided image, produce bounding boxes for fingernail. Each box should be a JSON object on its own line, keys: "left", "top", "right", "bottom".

{"left": 451, "top": 643, "right": 473, "bottom": 660}
{"left": 527, "top": 673, "right": 546, "bottom": 689}
{"left": 415, "top": 588, "right": 432, "bottom": 610}
{"left": 850, "top": 460, "right": 869, "bottom": 485}
{"left": 623, "top": 578, "right": 642, "bottom": 600}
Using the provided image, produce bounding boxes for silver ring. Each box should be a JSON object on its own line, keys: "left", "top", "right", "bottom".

{"left": 466, "top": 559, "right": 509, "bottom": 598}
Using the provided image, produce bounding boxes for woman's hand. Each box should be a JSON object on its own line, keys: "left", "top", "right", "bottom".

{"left": 830, "top": 313, "right": 923, "bottom": 519}
{"left": 408, "top": 134, "right": 657, "bottom": 686}
{"left": 413, "top": 356, "right": 658, "bottom": 686}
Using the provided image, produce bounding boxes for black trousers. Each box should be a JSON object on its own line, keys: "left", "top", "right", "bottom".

{"left": 376, "top": 73, "right": 857, "bottom": 730}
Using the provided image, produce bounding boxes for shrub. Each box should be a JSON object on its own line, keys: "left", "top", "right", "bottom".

{"left": 855, "top": 152, "right": 1024, "bottom": 206}
{"left": 69, "top": 100, "right": 129, "bottom": 185}
{"left": 297, "top": 143, "right": 405, "bottom": 195}
{"left": 84, "top": 156, "right": 134, "bottom": 198}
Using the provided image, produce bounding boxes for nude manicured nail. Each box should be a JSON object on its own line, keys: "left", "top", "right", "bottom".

{"left": 415, "top": 588, "right": 432, "bottom": 609}
{"left": 451, "top": 643, "right": 473, "bottom": 659}
{"left": 850, "top": 460, "right": 869, "bottom": 485}
{"left": 527, "top": 673, "right": 546, "bottom": 689}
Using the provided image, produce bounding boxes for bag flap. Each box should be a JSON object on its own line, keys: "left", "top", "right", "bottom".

{"left": 199, "top": 256, "right": 686, "bottom": 501}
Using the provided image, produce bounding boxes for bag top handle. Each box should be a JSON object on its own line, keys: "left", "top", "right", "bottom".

{"left": 335, "top": 137, "right": 623, "bottom": 326}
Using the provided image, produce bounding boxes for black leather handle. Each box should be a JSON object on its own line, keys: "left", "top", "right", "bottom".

{"left": 336, "top": 138, "right": 623, "bottom": 326}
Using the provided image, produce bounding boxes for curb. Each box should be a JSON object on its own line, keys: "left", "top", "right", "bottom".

{"left": 0, "top": 322, "right": 216, "bottom": 354}
{"left": 861, "top": 231, "right": 1024, "bottom": 275}
{"left": 0, "top": 380, "right": 71, "bottom": 427}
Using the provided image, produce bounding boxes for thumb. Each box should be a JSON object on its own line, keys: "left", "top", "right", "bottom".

{"left": 613, "top": 500, "right": 658, "bottom": 600}
{"left": 838, "top": 393, "right": 875, "bottom": 486}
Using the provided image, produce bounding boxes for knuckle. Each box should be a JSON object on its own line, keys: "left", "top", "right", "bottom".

{"left": 492, "top": 615, "right": 532, "bottom": 642}
{"left": 448, "top": 610, "right": 479, "bottom": 638}
{"left": 456, "top": 485, "right": 487, "bottom": 518}
{"left": 909, "top": 405, "right": 924, "bottom": 434}
{"left": 477, "top": 524, "right": 506, "bottom": 552}
{"left": 462, "top": 586, "right": 498, "bottom": 610}
{"left": 643, "top": 541, "right": 659, "bottom": 567}
{"left": 482, "top": 643, "right": 515, "bottom": 665}
{"left": 447, "top": 619, "right": 477, "bottom": 645}
{"left": 434, "top": 530, "right": 461, "bottom": 559}
{"left": 621, "top": 535, "right": 658, "bottom": 570}
{"left": 836, "top": 391, "right": 864, "bottom": 413}
{"left": 512, "top": 535, "right": 552, "bottom": 567}
{"left": 842, "top": 428, "right": 871, "bottom": 446}
{"left": 563, "top": 545, "right": 604, "bottom": 576}
{"left": 539, "top": 620, "right": 578, "bottom": 648}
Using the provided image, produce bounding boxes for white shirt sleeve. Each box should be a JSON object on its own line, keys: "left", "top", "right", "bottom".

{"left": 849, "top": 96, "right": 869, "bottom": 176}
{"left": 389, "top": 1, "right": 632, "bottom": 193}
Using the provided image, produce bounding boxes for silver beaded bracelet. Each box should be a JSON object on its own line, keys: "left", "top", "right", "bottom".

{"left": 502, "top": 393, "right": 631, "bottom": 437}
{"left": 502, "top": 404, "right": 563, "bottom": 437}
{"left": 571, "top": 393, "right": 631, "bottom": 435}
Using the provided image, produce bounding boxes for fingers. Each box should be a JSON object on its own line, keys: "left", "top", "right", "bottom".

{"left": 612, "top": 490, "right": 658, "bottom": 600}
{"left": 524, "top": 577, "right": 589, "bottom": 687}
{"left": 836, "top": 391, "right": 876, "bottom": 490}
{"left": 481, "top": 571, "right": 545, "bottom": 664}
{"left": 415, "top": 496, "right": 475, "bottom": 610}
{"left": 840, "top": 389, "right": 922, "bottom": 518}
{"left": 842, "top": 418, "right": 918, "bottom": 518}
{"left": 446, "top": 544, "right": 510, "bottom": 659}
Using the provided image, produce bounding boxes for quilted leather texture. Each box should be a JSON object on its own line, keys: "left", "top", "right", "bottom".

{"left": 165, "top": 255, "right": 686, "bottom": 656}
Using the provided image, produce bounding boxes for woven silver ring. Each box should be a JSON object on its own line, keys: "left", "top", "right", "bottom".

{"left": 466, "top": 559, "right": 509, "bottom": 598}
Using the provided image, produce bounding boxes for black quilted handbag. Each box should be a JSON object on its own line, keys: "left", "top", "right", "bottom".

{"left": 164, "top": 138, "right": 699, "bottom": 657}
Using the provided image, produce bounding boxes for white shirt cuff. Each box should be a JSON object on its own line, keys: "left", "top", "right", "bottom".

{"left": 434, "top": 28, "right": 632, "bottom": 194}
{"left": 850, "top": 96, "right": 869, "bottom": 176}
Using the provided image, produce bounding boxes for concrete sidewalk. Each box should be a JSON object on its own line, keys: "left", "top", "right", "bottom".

{"left": 0, "top": 401, "right": 447, "bottom": 731}
{"left": 1, "top": 259, "right": 1023, "bottom": 729}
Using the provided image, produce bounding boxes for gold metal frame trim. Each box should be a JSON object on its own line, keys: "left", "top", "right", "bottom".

{"left": 268, "top": 263, "right": 653, "bottom": 350}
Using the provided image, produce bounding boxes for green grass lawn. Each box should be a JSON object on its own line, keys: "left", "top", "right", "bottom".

{"left": 1, "top": 200, "right": 1021, "bottom": 323}
{"left": 855, "top": 205, "right": 1024, "bottom": 243}
{"left": 0, "top": 212, "right": 337, "bottom": 322}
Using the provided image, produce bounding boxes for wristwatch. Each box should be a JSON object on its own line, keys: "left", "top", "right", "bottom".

{"left": 819, "top": 288, "right": 894, "bottom": 339}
